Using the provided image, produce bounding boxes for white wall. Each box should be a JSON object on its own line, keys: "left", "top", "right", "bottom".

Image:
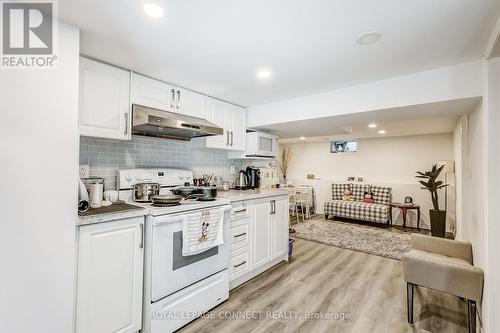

{"left": 484, "top": 57, "right": 500, "bottom": 333}
{"left": 0, "top": 24, "right": 80, "bottom": 333}
{"left": 453, "top": 58, "right": 500, "bottom": 333}
{"left": 248, "top": 60, "right": 483, "bottom": 127}
{"left": 286, "top": 133, "right": 455, "bottom": 230}
{"left": 453, "top": 104, "right": 486, "bottom": 266}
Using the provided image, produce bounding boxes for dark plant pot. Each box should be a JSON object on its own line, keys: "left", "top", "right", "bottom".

{"left": 429, "top": 209, "right": 446, "bottom": 238}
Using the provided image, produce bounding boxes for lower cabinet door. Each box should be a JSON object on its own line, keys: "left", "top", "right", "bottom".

{"left": 272, "top": 197, "right": 289, "bottom": 259}
{"left": 76, "top": 217, "right": 144, "bottom": 333}
{"left": 252, "top": 199, "right": 272, "bottom": 269}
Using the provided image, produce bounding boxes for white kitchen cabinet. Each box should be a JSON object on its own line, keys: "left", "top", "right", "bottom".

{"left": 195, "top": 97, "right": 247, "bottom": 150}
{"left": 230, "top": 195, "right": 289, "bottom": 289}
{"left": 79, "top": 57, "right": 131, "bottom": 140}
{"left": 228, "top": 104, "right": 247, "bottom": 151}
{"left": 131, "top": 72, "right": 207, "bottom": 119}
{"left": 271, "top": 197, "right": 289, "bottom": 259}
{"left": 175, "top": 88, "right": 207, "bottom": 119}
{"left": 130, "top": 72, "right": 176, "bottom": 111}
{"left": 204, "top": 97, "right": 229, "bottom": 149}
{"left": 251, "top": 198, "right": 272, "bottom": 269}
{"left": 76, "top": 217, "right": 144, "bottom": 333}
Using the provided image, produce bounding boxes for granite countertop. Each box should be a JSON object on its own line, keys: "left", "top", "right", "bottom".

{"left": 77, "top": 189, "right": 292, "bottom": 225}
{"left": 218, "top": 188, "right": 292, "bottom": 202}
{"left": 77, "top": 202, "right": 148, "bottom": 226}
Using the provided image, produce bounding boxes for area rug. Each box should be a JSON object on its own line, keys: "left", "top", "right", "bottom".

{"left": 291, "top": 219, "right": 411, "bottom": 260}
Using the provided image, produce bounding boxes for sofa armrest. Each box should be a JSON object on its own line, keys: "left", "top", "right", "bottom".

{"left": 411, "top": 234, "right": 473, "bottom": 264}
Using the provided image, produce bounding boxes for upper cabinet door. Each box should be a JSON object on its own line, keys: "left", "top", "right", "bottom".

{"left": 205, "top": 97, "right": 229, "bottom": 149}
{"left": 79, "top": 57, "right": 131, "bottom": 140}
{"left": 130, "top": 73, "right": 175, "bottom": 111}
{"left": 175, "top": 88, "right": 207, "bottom": 119}
{"left": 228, "top": 104, "right": 247, "bottom": 151}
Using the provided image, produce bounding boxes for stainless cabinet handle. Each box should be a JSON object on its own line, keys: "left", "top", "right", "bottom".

{"left": 226, "top": 131, "right": 230, "bottom": 146}
{"left": 270, "top": 200, "right": 276, "bottom": 215}
{"left": 139, "top": 223, "right": 144, "bottom": 249}
{"left": 234, "top": 208, "right": 247, "bottom": 214}
{"left": 177, "top": 90, "right": 181, "bottom": 109}
{"left": 124, "top": 113, "right": 129, "bottom": 135}
{"left": 233, "top": 260, "right": 247, "bottom": 268}
{"left": 234, "top": 232, "right": 247, "bottom": 238}
{"left": 170, "top": 89, "right": 175, "bottom": 108}
{"left": 230, "top": 131, "right": 234, "bottom": 146}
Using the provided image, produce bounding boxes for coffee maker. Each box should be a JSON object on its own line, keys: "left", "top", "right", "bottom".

{"left": 246, "top": 166, "right": 261, "bottom": 189}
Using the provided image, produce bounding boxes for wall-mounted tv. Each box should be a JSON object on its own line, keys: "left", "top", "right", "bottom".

{"left": 330, "top": 140, "right": 358, "bottom": 153}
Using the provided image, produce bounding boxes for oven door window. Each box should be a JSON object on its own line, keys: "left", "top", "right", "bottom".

{"left": 172, "top": 231, "right": 219, "bottom": 270}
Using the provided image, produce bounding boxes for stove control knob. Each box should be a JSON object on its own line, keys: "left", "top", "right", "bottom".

{"left": 136, "top": 176, "right": 142, "bottom": 182}
{"left": 125, "top": 175, "right": 132, "bottom": 182}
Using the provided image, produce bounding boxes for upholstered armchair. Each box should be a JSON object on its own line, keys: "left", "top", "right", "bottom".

{"left": 403, "top": 234, "right": 484, "bottom": 333}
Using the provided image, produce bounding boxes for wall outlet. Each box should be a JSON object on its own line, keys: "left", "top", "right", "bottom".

{"left": 230, "top": 164, "right": 236, "bottom": 175}
{"left": 80, "top": 164, "right": 90, "bottom": 178}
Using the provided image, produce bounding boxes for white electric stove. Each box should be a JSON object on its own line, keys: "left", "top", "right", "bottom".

{"left": 117, "top": 168, "right": 232, "bottom": 333}
{"left": 117, "top": 168, "right": 231, "bottom": 215}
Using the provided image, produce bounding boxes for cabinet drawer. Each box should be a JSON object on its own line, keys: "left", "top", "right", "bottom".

{"left": 230, "top": 247, "right": 250, "bottom": 280}
{"left": 230, "top": 221, "right": 250, "bottom": 251}
{"left": 231, "top": 201, "right": 251, "bottom": 221}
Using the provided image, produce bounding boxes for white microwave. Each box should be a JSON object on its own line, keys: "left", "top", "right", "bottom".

{"left": 245, "top": 132, "right": 279, "bottom": 157}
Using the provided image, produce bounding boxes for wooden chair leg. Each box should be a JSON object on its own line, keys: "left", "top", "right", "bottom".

{"left": 407, "top": 282, "right": 414, "bottom": 324}
{"left": 468, "top": 300, "right": 476, "bottom": 333}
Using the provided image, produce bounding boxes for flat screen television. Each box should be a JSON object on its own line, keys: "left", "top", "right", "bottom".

{"left": 331, "top": 140, "right": 358, "bottom": 153}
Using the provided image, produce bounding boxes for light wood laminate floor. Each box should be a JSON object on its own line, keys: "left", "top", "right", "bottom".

{"left": 179, "top": 239, "right": 468, "bottom": 333}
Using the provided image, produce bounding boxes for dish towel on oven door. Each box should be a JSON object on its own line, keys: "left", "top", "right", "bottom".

{"left": 182, "top": 208, "right": 224, "bottom": 256}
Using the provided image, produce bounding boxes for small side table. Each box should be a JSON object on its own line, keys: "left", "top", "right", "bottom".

{"left": 390, "top": 203, "right": 420, "bottom": 231}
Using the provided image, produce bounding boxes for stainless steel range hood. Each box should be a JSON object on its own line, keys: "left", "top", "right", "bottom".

{"left": 131, "top": 104, "right": 223, "bottom": 141}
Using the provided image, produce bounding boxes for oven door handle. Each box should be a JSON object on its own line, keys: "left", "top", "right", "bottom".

{"left": 153, "top": 216, "right": 185, "bottom": 226}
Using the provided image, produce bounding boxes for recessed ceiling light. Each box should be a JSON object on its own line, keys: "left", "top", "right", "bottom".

{"left": 257, "top": 70, "right": 271, "bottom": 79}
{"left": 299, "top": 136, "right": 306, "bottom": 140}
{"left": 368, "top": 123, "right": 377, "bottom": 128}
{"left": 378, "top": 130, "right": 386, "bottom": 134}
{"left": 356, "top": 32, "right": 381, "bottom": 45}
{"left": 143, "top": 3, "right": 164, "bottom": 18}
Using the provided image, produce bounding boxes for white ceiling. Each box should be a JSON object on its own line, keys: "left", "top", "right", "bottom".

{"left": 60, "top": 0, "right": 500, "bottom": 106}
{"left": 264, "top": 97, "right": 481, "bottom": 142}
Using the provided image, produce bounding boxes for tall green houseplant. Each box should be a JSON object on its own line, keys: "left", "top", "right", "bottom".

{"left": 416, "top": 164, "right": 448, "bottom": 237}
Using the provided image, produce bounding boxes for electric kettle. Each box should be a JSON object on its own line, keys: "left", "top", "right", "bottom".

{"left": 234, "top": 170, "right": 248, "bottom": 190}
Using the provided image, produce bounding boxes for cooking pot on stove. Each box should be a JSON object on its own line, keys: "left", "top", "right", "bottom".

{"left": 197, "top": 186, "right": 217, "bottom": 201}
{"left": 132, "top": 182, "right": 160, "bottom": 202}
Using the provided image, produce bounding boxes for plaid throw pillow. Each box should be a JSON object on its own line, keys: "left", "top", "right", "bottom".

{"left": 332, "top": 183, "right": 351, "bottom": 200}
{"left": 370, "top": 185, "right": 392, "bottom": 205}
{"left": 351, "top": 184, "right": 370, "bottom": 201}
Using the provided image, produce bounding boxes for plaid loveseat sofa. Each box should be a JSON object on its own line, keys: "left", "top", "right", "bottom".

{"left": 324, "top": 183, "right": 392, "bottom": 224}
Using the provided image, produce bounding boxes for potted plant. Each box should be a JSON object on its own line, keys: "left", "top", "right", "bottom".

{"left": 279, "top": 145, "right": 293, "bottom": 184}
{"left": 416, "top": 164, "right": 448, "bottom": 237}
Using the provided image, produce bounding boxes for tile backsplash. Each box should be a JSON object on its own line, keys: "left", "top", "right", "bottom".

{"left": 80, "top": 136, "right": 274, "bottom": 189}
{"left": 79, "top": 136, "right": 242, "bottom": 190}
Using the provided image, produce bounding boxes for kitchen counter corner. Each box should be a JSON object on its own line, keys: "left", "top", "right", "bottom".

{"left": 77, "top": 203, "right": 148, "bottom": 226}
{"left": 217, "top": 188, "right": 291, "bottom": 202}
